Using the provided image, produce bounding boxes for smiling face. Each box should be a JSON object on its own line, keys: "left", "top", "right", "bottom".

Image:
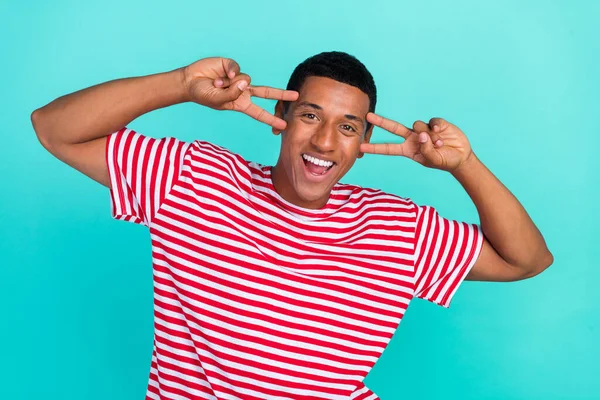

{"left": 271, "top": 76, "right": 373, "bottom": 209}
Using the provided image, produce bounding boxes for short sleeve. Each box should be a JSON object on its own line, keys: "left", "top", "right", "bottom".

{"left": 105, "top": 127, "right": 192, "bottom": 227}
{"left": 413, "top": 204, "right": 484, "bottom": 308}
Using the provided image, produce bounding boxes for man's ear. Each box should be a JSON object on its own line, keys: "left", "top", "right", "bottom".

{"left": 357, "top": 125, "right": 374, "bottom": 159}
{"left": 272, "top": 101, "right": 286, "bottom": 135}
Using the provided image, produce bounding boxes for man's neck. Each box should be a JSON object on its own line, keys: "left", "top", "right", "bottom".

{"left": 270, "top": 164, "right": 330, "bottom": 210}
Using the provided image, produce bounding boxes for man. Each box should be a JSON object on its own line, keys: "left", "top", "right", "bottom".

{"left": 31, "top": 52, "right": 553, "bottom": 400}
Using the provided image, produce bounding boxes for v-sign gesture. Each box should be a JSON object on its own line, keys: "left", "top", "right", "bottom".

{"left": 183, "top": 57, "right": 299, "bottom": 130}
{"left": 360, "top": 112, "right": 474, "bottom": 172}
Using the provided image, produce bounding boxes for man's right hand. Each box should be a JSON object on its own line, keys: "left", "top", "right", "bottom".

{"left": 182, "top": 57, "right": 299, "bottom": 130}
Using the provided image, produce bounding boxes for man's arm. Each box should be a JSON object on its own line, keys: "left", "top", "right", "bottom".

{"left": 31, "top": 68, "right": 189, "bottom": 187}
{"left": 31, "top": 57, "right": 298, "bottom": 188}
{"left": 451, "top": 153, "right": 553, "bottom": 281}
{"left": 360, "top": 113, "right": 553, "bottom": 282}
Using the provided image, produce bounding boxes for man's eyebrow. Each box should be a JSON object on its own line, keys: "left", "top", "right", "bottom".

{"left": 345, "top": 114, "right": 364, "bottom": 126}
{"left": 296, "top": 101, "right": 323, "bottom": 110}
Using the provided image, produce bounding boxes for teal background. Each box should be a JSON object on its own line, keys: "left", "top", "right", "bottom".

{"left": 1, "top": 0, "right": 598, "bottom": 398}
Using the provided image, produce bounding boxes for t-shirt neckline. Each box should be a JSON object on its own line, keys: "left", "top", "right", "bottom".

{"left": 254, "top": 165, "right": 339, "bottom": 220}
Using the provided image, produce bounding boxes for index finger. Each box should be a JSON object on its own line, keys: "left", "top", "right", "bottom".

{"left": 367, "top": 112, "right": 412, "bottom": 139}
{"left": 248, "top": 85, "right": 299, "bottom": 102}
{"left": 242, "top": 103, "right": 287, "bottom": 130}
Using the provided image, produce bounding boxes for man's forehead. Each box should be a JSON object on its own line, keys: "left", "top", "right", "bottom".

{"left": 295, "top": 76, "right": 370, "bottom": 114}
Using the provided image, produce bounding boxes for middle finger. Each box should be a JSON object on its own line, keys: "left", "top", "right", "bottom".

{"left": 248, "top": 85, "right": 299, "bottom": 101}
{"left": 242, "top": 103, "right": 287, "bottom": 130}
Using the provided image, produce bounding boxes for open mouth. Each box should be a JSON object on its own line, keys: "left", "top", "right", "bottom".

{"left": 301, "top": 153, "right": 336, "bottom": 177}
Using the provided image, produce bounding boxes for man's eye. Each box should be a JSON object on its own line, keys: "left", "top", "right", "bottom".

{"left": 302, "top": 113, "right": 317, "bottom": 119}
{"left": 341, "top": 125, "right": 356, "bottom": 132}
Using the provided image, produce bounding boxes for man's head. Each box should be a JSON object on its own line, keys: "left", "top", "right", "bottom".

{"left": 271, "top": 51, "right": 377, "bottom": 209}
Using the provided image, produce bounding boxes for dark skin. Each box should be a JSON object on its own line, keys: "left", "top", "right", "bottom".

{"left": 269, "top": 76, "right": 374, "bottom": 209}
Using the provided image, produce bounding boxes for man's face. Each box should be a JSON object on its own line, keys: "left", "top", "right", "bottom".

{"left": 271, "top": 76, "right": 373, "bottom": 209}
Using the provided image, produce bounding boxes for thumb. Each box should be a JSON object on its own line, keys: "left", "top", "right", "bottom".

{"left": 212, "top": 75, "right": 251, "bottom": 107}
{"left": 417, "top": 132, "right": 440, "bottom": 163}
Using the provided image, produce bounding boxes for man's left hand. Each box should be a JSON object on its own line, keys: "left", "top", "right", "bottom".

{"left": 360, "top": 113, "right": 474, "bottom": 172}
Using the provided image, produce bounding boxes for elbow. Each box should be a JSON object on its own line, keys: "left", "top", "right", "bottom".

{"left": 31, "top": 108, "right": 42, "bottom": 134}
{"left": 31, "top": 108, "right": 52, "bottom": 151}
{"left": 522, "top": 249, "right": 554, "bottom": 279}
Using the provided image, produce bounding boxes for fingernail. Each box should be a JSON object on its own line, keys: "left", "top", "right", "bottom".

{"left": 237, "top": 80, "right": 248, "bottom": 91}
{"left": 419, "top": 133, "right": 428, "bottom": 143}
{"left": 214, "top": 79, "right": 223, "bottom": 86}
{"left": 229, "top": 71, "right": 235, "bottom": 78}
{"left": 434, "top": 125, "right": 440, "bottom": 132}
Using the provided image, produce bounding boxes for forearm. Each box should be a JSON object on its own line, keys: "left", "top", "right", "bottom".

{"left": 451, "top": 153, "right": 553, "bottom": 272}
{"left": 31, "top": 67, "right": 188, "bottom": 146}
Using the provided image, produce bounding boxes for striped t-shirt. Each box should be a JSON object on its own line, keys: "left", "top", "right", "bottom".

{"left": 106, "top": 128, "right": 484, "bottom": 400}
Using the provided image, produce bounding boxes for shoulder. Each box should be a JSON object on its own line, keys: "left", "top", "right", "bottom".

{"left": 186, "top": 140, "right": 254, "bottom": 182}
{"left": 190, "top": 140, "right": 246, "bottom": 162}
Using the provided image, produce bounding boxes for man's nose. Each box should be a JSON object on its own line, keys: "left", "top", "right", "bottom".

{"left": 310, "top": 125, "right": 337, "bottom": 152}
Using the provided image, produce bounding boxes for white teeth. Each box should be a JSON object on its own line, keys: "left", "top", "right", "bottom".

{"left": 302, "top": 154, "right": 334, "bottom": 168}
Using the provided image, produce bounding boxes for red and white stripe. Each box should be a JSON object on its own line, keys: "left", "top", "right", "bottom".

{"left": 106, "top": 128, "right": 483, "bottom": 399}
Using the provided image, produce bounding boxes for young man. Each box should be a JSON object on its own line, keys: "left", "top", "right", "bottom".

{"left": 31, "top": 52, "right": 553, "bottom": 400}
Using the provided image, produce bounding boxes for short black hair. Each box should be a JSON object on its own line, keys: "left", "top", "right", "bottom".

{"left": 284, "top": 51, "right": 377, "bottom": 132}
